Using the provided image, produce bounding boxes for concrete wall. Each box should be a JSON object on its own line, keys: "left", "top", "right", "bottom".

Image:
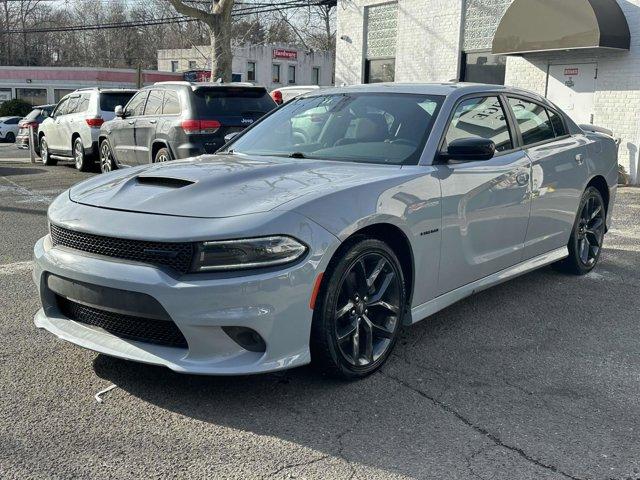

{"left": 336, "top": 0, "right": 462, "bottom": 85}
{"left": 157, "top": 44, "right": 335, "bottom": 91}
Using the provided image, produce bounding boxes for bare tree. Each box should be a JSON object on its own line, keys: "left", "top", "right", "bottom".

{"left": 166, "top": 0, "right": 235, "bottom": 81}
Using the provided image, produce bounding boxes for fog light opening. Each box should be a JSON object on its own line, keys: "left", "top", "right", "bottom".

{"left": 222, "top": 326, "right": 266, "bottom": 353}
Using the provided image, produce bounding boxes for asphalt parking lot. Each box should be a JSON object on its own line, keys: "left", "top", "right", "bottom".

{"left": 1, "top": 153, "right": 640, "bottom": 480}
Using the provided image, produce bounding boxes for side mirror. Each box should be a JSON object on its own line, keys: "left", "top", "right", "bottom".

{"left": 115, "top": 105, "right": 125, "bottom": 118}
{"left": 442, "top": 137, "right": 496, "bottom": 161}
{"left": 224, "top": 132, "right": 240, "bottom": 143}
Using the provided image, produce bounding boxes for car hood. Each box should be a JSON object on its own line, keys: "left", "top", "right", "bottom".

{"left": 69, "top": 154, "right": 404, "bottom": 218}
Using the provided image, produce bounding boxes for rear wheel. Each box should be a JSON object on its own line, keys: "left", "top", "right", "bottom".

{"left": 154, "top": 147, "right": 171, "bottom": 163}
{"left": 5, "top": 132, "right": 15, "bottom": 143}
{"left": 311, "top": 238, "right": 406, "bottom": 379}
{"left": 555, "top": 187, "right": 606, "bottom": 275}
{"left": 73, "top": 137, "right": 90, "bottom": 171}
{"left": 40, "top": 137, "right": 57, "bottom": 166}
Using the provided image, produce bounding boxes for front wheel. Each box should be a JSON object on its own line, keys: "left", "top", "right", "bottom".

{"left": 310, "top": 238, "right": 406, "bottom": 379}
{"left": 555, "top": 187, "right": 606, "bottom": 275}
{"left": 40, "top": 137, "right": 57, "bottom": 166}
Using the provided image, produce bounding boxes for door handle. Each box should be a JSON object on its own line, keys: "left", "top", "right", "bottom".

{"left": 128, "top": 120, "right": 135, "bottom": 125}
{"left": 575, "top": 154, "right": 584, "bottom": 165}
{"left": 149, "top": 120, "right": 157, "bottom": 124}
{"left": 516, "top": 172, "right": 530, "bottom": 187}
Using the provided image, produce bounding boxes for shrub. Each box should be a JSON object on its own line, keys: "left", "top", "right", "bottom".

{"left": 0, "top": 99, "right": 33, "bottom": 117}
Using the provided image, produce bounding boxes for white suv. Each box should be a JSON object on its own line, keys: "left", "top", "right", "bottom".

{"left": 39, "top": 88, "right": 136, "bottom": 170}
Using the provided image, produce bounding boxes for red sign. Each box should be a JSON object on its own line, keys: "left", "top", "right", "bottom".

{"left": 273, "top": 48, "right": 298, "bottom": 60}
{"left": 564, "top": 68, "right": 579, "bottom": 76}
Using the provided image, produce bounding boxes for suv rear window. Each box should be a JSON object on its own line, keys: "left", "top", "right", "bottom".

{"left": 193, "top": 87, "right": 276, "bottom": 117}
{"left": 100, "top": 92, "right": 136, "bottom": 112}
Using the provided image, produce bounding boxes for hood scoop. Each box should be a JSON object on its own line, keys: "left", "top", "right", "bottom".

{"left": 136, "top": 176, "right": 195, "bottom": 188}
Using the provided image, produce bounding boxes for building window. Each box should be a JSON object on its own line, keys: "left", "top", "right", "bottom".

{"left": 54, "top": 89, "right": 74, "bottom": 103}
{"left": 288, "top": 65, "right": 296, "bottom": 84}
{"left": 364, "top": 2, "right": 398, "bottom": 83}
{"left": 311, "top": 67, "right": 320, "bottom": 85}
{"left": 16, "top": 88, "right": 47, "bottom": 106}
{"left": 272, "top": 64, "right": 281, "bottom": 83}
{"left": 188, "top": 60, "right": 197, "bottom": 69}
{"left": 460, "top": 51, "right": 506, "bottom": 85}
{"left": 0, "top": 88, "right": 11, "bottom": 104}
{"left": 170, "top": 60, "right": 179, "bottom": 72}
{"left": 247, "top": 61, "right": 256, "bottom": 81}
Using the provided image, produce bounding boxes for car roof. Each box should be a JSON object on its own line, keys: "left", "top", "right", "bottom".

{"left": 0, "top": 116, "right": 20, "bottom": 120}
{"left": 304, "top": 82, "right": 548, "bottom": 103}
{"left": 272, "top": 85, "right": 322, "bottom": 92}
{"left": 152, "top": 81, "right": 267, "bottom": 91}
{"left": 72, "top": 88, "right": 138, "bottom": 94}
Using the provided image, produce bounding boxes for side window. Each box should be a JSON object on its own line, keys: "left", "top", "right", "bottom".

{"left": 445, "top": 96, "right": 513, "bottom": 153}
{"left": 162, "top": 90, "right": 181, "bottom": 115}
{"left": 6, "top": 117, "right": 19, "bottom": 124}
{"left": 547, "top": 109, "right": 567, "bottom": 137}
{"left": 507, "top": 98, "right": 555, "bottom": 146}
{"left": 53, "top": 98, "right": 69, "bottom": 117}
{"left": 65, "top": 96, "right": 80, "bottom": 115}
{"left": 144, "top": 90, "right": 163, "bottom": 116}
{"left": 76, "top": 94, "right": 90, "bottom": 113}
{"left": 125, "top": 91, "right": 148, "bottom": 117}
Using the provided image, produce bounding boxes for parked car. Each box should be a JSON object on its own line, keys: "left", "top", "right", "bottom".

{"left": 33, "top": 83, "right": 617, "bottom": 379}
{"left": 270, "top": 85, "right": 324, "bottom": 105}
{"left": 16, "top": 105, "right": 55, "bottom": 150}
{"left": 0, "top": 116, "right": 21, "bottom": 143}
{"left": 38, "top": 88, "right": 137, "bottom": 171}
{"left": 98, "top": 82, "right": 277, "bottom": 173}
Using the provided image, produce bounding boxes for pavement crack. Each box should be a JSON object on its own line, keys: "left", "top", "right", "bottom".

{"left": 266, "top": 454, "right": 331, "bottom": 478}
{"left": 379, "top": 371, "right": 585, "bottom": 480}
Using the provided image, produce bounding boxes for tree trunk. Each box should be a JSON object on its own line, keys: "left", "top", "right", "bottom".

{"left": 209, "top": 16, "right": 232, "bottom": 82}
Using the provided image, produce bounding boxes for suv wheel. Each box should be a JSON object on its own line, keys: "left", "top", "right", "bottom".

{"left": 99, "top": 140, "right": 116, "bottom": 174}
{"left": 73, "top": 137, "right": 90, "bottom": 171}
{"left": 40, "top": 137, "right": 57, "bottom": 166}
{"left": 310, "top": 238, "right": 406, "bottom": 379}
{"left": 154, "top": 147, "right": 172, "bottom": 163}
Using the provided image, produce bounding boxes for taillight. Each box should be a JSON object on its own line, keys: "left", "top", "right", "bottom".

{"left": 181, "top": 119, "right": 221, "bottom": 134}
{"left": 271, "top": 90, "right": 283, "bottom": 105}
{"left": 22, "top": 121, "right": 38, "bottom": 129}
{"left": 86, "top": 117, "right": 104, "bottom": 128}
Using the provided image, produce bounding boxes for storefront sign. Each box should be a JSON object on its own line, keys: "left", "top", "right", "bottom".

{"left": 272, "top": 49, "right": 297, "bottom": 60}
{"left": 564, "top": 68, "right": 579, "bottom": 76}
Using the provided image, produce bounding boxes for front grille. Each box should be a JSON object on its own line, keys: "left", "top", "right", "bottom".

{"left": 57, "top": 296, "right": 188, "bottom": 349}
{"left": 50, "top": 224, "right": 195, "bottom": 274}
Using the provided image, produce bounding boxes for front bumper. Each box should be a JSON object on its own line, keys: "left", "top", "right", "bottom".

{"left": 32, "top": 208, "right": 338, "bottom": 375}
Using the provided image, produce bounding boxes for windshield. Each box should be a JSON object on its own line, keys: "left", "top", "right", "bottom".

{"left": 100, "top": 92, "right": 136, "bottom": 112}
{"left": 225, "top": 92, "right": 443, "bottom": 165}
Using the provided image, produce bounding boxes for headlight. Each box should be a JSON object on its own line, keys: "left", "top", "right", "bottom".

{"left": 191, "top": 236, "right": 307, "bottom": 272}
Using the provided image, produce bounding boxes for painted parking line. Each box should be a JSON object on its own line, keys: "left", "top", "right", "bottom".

{"left": 0, "top": 175, "right": 54, "bottom": 204}
{"left": 0, "top": 261, "right": 33, "bottom": 276}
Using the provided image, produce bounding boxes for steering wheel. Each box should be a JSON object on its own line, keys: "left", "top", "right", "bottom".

{"left": 389, "top": 138, "right": 419, "bottom": 148}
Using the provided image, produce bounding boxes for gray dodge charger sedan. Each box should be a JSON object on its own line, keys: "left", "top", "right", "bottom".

{"left": 33, "top": 83, "right": 617, "bottom": 379}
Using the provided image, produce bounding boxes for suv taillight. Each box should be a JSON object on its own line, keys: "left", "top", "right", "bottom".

{"left": 22, "top": 121, "right": 38, "bottom": 129}
{"left": 271, "top": 90, "right": 283, "bottom": 105}
{"left": 181, "top": 119, "right": 221, "bottom": 134}
{"left": 86, "top": 117, "right": 104, "bottom": 128}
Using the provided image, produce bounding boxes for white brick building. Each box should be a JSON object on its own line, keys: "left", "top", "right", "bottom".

{"left": 336, "top": 0, "right": 640, "bottom": 184}
{"left": 158, "top": 44, "right": 334, "bottom": 92}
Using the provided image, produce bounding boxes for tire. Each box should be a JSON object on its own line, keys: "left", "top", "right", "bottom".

{"left": 554, "top": 186, "right": 606, "bottom": 275}
{"left": 99, "top": 140, "right": 117, "bottom": 174}
{"left": 40, "top": 137, "right": 57, "bottom": 166}
{"left": 310, "top": 237, "right": 406, "bottom": 379}
{"left": 5, "top": 132, "right": 15, "bottom": 143}
{"left": 154, "top": 147, "right": 172, "bottom": 163}
{"left": 73, "top": 137, "right": 90, "bottom": 171}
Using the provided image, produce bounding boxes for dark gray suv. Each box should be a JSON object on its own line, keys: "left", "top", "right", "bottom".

{"left": 98, "top": 82, "right": 277, "bottom": 172}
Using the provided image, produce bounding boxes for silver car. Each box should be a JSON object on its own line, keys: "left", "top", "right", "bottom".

{"left": 33, "top": 83, "right": 617, "bottom": 379}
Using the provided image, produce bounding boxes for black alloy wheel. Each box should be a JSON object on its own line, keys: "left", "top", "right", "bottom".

{"left": 311, "top": 238, "right": 405, "bottom": 379}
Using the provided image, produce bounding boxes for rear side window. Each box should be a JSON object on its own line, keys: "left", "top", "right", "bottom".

{"left": 101, "top": 92, "right": 136, "bottom": 112}
{"left": 445, "top": 96, "right": 513, "bottom": 152}
{"left": 125, "top": 91, "right": 148, "bottom": 117}
{"left": 65, "top": 96, "right": 79, "bottom": 115}
{"left": 76, "top": 94, "right": 90, "bottom": 113}
{"left": 144, "top": 90, "right": 163, "bottom": 116}
{"left": 5, "top": 117, "right": 19, "bottom": 124}
{"left": 193, "top": 87, "right": 276, "bottom": 117}
{"left": 162, "top": 90, "right": 181, "bottom": 115}
{"left": 508, "top": 98, "right": 555, "bottom": 146}
{"left": 547, "top": 109, "right": 567, "bottom": 137}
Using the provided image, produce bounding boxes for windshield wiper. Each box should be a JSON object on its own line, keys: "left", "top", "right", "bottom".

{"left": 288, "top": 152, "right": 307, "bottom": 158}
